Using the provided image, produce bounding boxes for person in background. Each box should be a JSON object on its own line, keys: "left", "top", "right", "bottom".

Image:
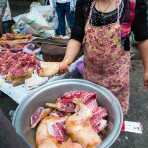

{"left": 2, "top": 0, "right": 12, "bottom": 34}
{"left": 0, "top": 0, "right": 12, "bottom": 35}
{"left": 54, "top": 0, "right": 76, "bottom": 38}
{"left": 59, "top": 0, "right": 148, "bottom": 114}
{"left": 0, "top": 0, "right": 7, "bottom": 36}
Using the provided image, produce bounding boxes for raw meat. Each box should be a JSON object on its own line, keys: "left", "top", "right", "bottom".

{"left": 45, "top": 91, "right": 108, "bottom": 133}
{"left": 31, "top": 107, "right": 51, "bottom": 128}
{"left": 0, "top": 50, "right": 38, "bottom": 78}
{"left": 65, "top": 100, "right": 102, "bottom": 147}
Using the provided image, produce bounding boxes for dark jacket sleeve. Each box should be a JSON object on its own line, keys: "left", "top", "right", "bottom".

{"left": 132, "top": 0, "right": 148, "bottom": 41}
{"left": 0, "top": 110, "right": 30, "bottom": 148}
{"left": 71, "top": 0, "right": 86, "bottom": 43}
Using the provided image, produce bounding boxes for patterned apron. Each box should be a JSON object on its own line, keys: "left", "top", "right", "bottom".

{"left": 83, "top": 1, "right": 130, "bottom": 114}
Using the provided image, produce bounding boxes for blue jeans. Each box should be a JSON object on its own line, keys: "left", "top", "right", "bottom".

{"left": 2, "top": 20, "right": 12, "bottom": 34}
{"left": 56, "top": 2, "right": 74, "bottom": 36}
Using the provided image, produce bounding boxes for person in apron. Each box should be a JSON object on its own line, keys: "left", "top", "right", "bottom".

{"left": 59, "top": 0, "right": 148, "bottom": 114}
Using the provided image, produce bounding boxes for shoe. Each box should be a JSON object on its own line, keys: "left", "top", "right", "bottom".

{"left": 59, "top": 35, "right": 64, "bottom": 38}
{"left": 62, "top": 36, "right": 70, "bottom": 39}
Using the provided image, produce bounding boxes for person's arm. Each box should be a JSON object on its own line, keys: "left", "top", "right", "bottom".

{"left": 137, "top": 41, "right": 148, "bottom": 88}
{"left": 63, "top": 39, "right": 81, "bottom": 65}
{"left": 132, "top": 0, "right": 148, "bottom": 88}
{"left": 60, "top": 0, "right": 86, "bottom": 72}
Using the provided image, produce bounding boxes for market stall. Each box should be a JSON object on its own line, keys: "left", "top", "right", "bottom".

{"left": 0, "top": 33, "right": 75, "bottom": 104}
{"left": 0, "top": 0, "right": 77, "bottom": 104}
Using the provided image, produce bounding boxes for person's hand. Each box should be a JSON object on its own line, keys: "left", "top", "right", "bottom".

{"left": 144, "top": 72, "right": 148, "bottom": 89}
{"left": 59, "top": 61, "right": 69, "bottom": 74}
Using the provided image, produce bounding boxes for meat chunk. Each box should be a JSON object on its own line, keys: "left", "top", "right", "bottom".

{"left": 65, "top": 100, "right": 102, "bottom": 147}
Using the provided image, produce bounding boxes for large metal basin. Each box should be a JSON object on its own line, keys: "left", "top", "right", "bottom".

{"left": 13, "top": 79, "right": 123, "bottom": 148}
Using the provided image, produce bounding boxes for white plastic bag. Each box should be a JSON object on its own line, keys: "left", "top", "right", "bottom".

{"left": 13, "top": 3, "right": 58, "bottom": 38}
{"left": 30, "top": 5, "right": 58, "bottom": 30}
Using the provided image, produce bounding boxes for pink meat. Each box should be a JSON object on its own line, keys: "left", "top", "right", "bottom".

{"left": 56, "top": 90, "right": 108, "bottom": 133}
{"left": 85, "top": 98, "right": 98, "bottom": 112}
{"left": 90, "top": 107, "right": 108, "bottom": 133}
{"left": 0, "top": 50, "right": 38, "bottom": 77}
{"left": 91, "top": 107, "right": 108, "bottom": 125}
{"left": 57, "top": 91, "right": 97, "bottom": 113}
{"left": 52, "top": 122, "right": 66, "bottom": 142}
{"left": 31, "top": 107, "right": 51, "bottom": 128}
{"left": 31, "top": 107, "right": 45, "bottom": 128}
{"left": 92, "top": 119, "right": 108, "bottom": 133}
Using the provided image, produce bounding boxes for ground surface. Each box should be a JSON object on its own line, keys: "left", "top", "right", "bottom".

{"left": 112, "top": 60, "right": 148, "bottom": 148}
{"left": 0, "top": 59, "right": 148, "bottom": 148}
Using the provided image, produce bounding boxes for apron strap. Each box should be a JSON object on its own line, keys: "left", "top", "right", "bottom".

{"left": 116, "top": 0, "right": 124, "bottom": 24}
{"left": 87, "top": 1, "right": 96, "bottom": 25}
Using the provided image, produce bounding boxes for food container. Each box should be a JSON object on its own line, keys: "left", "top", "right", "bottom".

{"left": 12, "top": 79, "right": 123, "bottom": 148}
{"left": 41, "top": 43, "right": 66, "bottom": 62}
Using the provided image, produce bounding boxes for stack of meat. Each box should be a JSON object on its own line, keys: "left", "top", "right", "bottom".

{"left": 0, "top": 49, "right": 39, "bottom": 86}
{"left": 0, "top": 33, "right": 32, "bottom": 50}
{"left": 31, "top": 90, "right": 108, "bottom": 148}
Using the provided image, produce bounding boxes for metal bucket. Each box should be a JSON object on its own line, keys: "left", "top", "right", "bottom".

{"left": 13, "top": 79, "right": 123, "bottom": 148}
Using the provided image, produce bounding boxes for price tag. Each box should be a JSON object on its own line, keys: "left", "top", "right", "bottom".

{"left": 122, "top": 121, "right": 143, "bottom": 134}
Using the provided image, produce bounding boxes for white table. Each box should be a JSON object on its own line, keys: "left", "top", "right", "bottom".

{"left": 0, "top": 75, "right": 65, "bottom": 104}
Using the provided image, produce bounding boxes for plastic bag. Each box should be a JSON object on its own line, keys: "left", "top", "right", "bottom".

{"left": 30, "top": 5, "right": 58, "bottom": 30}
{"left": 13, "top": 3, "right": 58, "bottom": 38}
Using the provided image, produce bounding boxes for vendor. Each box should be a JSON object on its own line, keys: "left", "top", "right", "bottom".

{"left": 0, "top": 0, "right": 12, "bottom": 35}
{"left": 59, "top": 0, "right": 148, "bottom": 114}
